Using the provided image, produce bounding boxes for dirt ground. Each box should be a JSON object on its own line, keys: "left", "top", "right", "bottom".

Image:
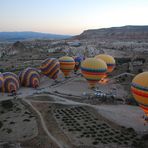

{"left": 31, "top": 99, "right": 143, "bottom": 148}
{"left": 0, "top": 100, "right": 38, "bottom": 141}
{"left": 0, "top": 70, "right": 148, "bottom": 148}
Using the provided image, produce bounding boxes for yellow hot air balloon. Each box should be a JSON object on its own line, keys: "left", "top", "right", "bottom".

{"left": 59, "top": 56, "right": 75, "bottom": 77}
{"left": 95, "top": 54, "right": 115, "bottom": 73}
{"left": 131, "top": 72, "right": 148, "bottom": 117}
{"left": 81, "top": 58, "right": 107, "bottom": 88}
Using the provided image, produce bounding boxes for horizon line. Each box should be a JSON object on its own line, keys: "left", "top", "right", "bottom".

{"left": 1, "top": 25, "right": 148, "bottom": 36}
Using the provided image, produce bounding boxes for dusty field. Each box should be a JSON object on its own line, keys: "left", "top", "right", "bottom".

{"left": 0, "top": 100, "right": 38, "bottom": 141}
{"left": 0, "top": 98, "right": 59, "bottom": 148}
{"left": 20, "top": 99, "right": 59, "bottom": 148}
{"left": 31, "top": 100, "right": 143, "bottom": 148}
{"left": 0, "top": 65, "right": 147, "bottom": 148}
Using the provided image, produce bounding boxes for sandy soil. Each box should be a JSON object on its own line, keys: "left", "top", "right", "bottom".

{"left": 31, "top": 99, "right": 142, "bottom": 148}
{"left": 0, "top": 71, "right": 148, "bottom": 148}
{"left": 31, "top": 101, "right": 73, "bottom": 148}
{"left": 20, "top": 99, "right": 59, "bottom": 148}
{"left": 95, "top": 105, "right": 148, "bottom": 132}
{"left": 0, "top": 100, "right": 38, "bottom": 141}
{"left": 27, "top": 94, "right": 148, "bottom": 133}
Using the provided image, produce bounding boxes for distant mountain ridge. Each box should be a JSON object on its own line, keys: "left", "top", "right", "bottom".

{"left": 75, "top": 25, "right": 148, "bottom": 41}
{"left": 0, "top": 31, "right": 71, "bottom": 42}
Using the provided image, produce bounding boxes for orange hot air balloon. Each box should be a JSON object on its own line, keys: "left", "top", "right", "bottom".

{"left": 81, "top": 58, "right": 107, "bottom": 88}
{"left": 95, "top": 54, "right": 115, "bottom": 73}
{"left": 131, "top": 72, "right": 148, "bottom": 117}
{"left": 59, "top": 56, "right": 75, "bottom": 77}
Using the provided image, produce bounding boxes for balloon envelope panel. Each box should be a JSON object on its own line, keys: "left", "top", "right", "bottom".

{"left": 59, "top": 56, "right": 75, "bottom": 77}
{"left": 81, "top": 58, "right": 107, "bottom": 88}
{"left": 131, "top": 72, "right": 148, "bottom": 116}
{"left": 0, "top": 74, "right": 4, "bottom": 89}
{"left": 19, "top": 67, "right": 40, "bottom": 88}
{"left": 1, "top": 72, "right": 20, "bottom": 93}
{"left": 95, "top": 54, "right": 115, "bottom": 72}
{"left": 40, "top": 58, "right": 60, "bottom": 80}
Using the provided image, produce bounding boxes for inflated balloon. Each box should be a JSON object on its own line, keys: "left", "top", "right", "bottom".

{"left": 59, "top": 56, "right": 75, "bottom": 77}
{"left": 40, "top": 58, "right": 60, "bottom": 80}
{"left": 0, "top": 73, "right": 4, "bottom": 89}
{"left": 0, "top": 72, "right": 20, "bottom": 93}
{"left": 81, "top": 58, "right": 107, "bottom": 88}
{"left": 95, "top": 54, "right": 115, "bottom": 73}
{"left": 19, "top": 67, "right": 40, "bottom": 88}
{"left": 74, "top": 56, "right": 83, "bottom": 72}
{"left": 131, "top": 72, "right": 148, "bottom": 117}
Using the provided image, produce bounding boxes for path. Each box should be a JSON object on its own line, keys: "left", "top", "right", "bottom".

{"left": 22, "top": 98, "right": 65, "bottom": 148}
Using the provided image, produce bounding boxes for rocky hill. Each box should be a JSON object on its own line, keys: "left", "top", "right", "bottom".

{"left": 0, "top": 32, "right": 71, "bottom": 42}
{"left": 75, "top": 25, "right": 148, "bottom": 41}
{"left": 12, "top": 41, "right": 26, "bottom": 51}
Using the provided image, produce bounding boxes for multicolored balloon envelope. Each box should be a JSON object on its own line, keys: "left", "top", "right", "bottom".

{"left": 95, "top": 54, "right": 115, "bottom": 73}
{"left": 131, "top": 72, "right": 148, "bottom": 117}
{"left": 0, "top": 73, "right": 4, "bottom": 89}
{"left": 0, "top": 72, "right": 20, "bottom": 93}
{"left": 19, "top": 67, "right": 40, "bottom": 88}
{"left": 40, "top": 58, "right": 60, "bottom": 80}
{"left": 59, "top": 56, "right": 75, "bottom": 77}
{"left": 81, "top": 58, "right": 107, "bottom": 88}
{"left": 74, "top": 56, "right": 83, "bottom": 72}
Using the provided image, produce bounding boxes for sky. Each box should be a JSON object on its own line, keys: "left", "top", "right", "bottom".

{"left": 0, "top": 0, "right": 148, "bottom": 35}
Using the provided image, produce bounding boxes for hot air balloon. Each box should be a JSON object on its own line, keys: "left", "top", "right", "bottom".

{"left": 0, "top": 72, "right": 20, "bottom": 93}
{"left": 19, "top": 67, "right": 40, "bottom": 88}
{"left": 131, "top": 72, "right": 148, "bottom": 118}
{"left": 74, "top": 56, "right": 83, "bottom": 73}
{"left": 81, "top": 58, "right": 107, "bottom": 88}
{"left": 59, "top": 56, "right": 75, "bottom": 77}
{"left": 95, "top": 54, "right": 115, "bottom": 73}
{"left": 0, "top": 73, "right": 4, "bottom": 89}
{"left": 40, "top": 58, "right": 60, "bottom": 80}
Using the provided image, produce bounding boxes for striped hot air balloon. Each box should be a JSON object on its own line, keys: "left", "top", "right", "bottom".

{"left": 131, "top": 72, "right": 148, "bottom": 117}
{"left": 74, "top": 56, "right": 83, "bottom": 72}
{"left": 81, "top": 58, "right": 107, "bottom": 88}
{"left": 95, "top": 54, "right": 115, "bottom": 73}
{"left": 0, "top": 72, "right": 20, "bottom": 93}
{"left": 19, "top": 67, "right": 40, "bottom": 88}
{"left": 59, "top": 56, "right": 75, "bottom": 77}
{"left": 0, "top": 73, "right": 4, "bottom": 89}
{"left": 40, "top": 58, "right": 60, "bottom": 80}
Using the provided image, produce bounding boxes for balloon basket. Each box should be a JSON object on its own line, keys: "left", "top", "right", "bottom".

{"left": 88, "top": 85, "right": 96, "bottom": 90}
{"left": 142, "top": 114, "right": 148, "bottom": 126}
{"left": 65, "top": 76, "right": 70, "bottom": 79}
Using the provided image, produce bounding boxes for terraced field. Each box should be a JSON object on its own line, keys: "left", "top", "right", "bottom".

{"left": 53, "top": 105, "right": 141, "bottom": 147}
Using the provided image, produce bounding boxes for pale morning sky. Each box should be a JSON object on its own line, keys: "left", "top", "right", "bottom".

{"left": 0, "top": 0, "right": 148, "bottom": 35}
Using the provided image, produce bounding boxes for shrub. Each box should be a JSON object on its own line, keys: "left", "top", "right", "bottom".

{"left": 1, "top": 100, "right": 13, "bottom": 109}
{"left": 0, "top": 121, "right": 3, "bottom": 129}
